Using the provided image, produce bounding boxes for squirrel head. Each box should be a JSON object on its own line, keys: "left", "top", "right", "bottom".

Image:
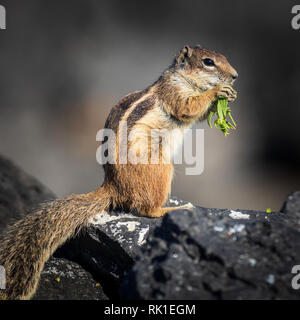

{"left": 172, "top": 45, "right": 238, "bottom": 91}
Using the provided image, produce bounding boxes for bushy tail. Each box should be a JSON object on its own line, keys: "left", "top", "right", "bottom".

{"left": 0, "top": 186, "right": 111, "bottom": 300}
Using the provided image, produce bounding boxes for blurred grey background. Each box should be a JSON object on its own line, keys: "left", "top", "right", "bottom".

{"left": 0, "top": 0, "right": 299, "bottom": 211}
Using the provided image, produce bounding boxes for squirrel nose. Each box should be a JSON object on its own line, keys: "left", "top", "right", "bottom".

{"left": 232, "top": 72, "right": 238, "bottom": 80}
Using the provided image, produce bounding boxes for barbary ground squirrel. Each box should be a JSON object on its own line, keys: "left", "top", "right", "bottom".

{"left": 0, "top": 45, "right": 238, "bottom": 299}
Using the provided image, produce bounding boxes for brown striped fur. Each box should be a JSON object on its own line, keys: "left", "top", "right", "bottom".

{"left": 0, "top": 45, "right": 237, "bottom": 300}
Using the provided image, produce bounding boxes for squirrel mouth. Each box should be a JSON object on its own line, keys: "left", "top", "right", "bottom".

{"left": 220, "top": 77, "right": 235, "bottom": 86}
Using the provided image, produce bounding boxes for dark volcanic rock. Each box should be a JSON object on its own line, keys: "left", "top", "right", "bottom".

{"left": 3, "top": 153, "right": 300, "bottom": 300}
{"left": 281, "top": 191, "right": 300, "bottom": 221}
{"left": 0, "top": 155, "right": 55, "bottom": 233}
{"left": 120, "top": 207, "right": 300, "bottom": 300}
{"left": 55, "top": 197, "right": 191, "bottom": 298}
{"left": 33, "top": 257, "right": 108, "bottom": 300}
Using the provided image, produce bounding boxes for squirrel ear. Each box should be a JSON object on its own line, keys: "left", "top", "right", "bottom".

{"left": 175, "top": 45, "right": 193, "bottom": 65}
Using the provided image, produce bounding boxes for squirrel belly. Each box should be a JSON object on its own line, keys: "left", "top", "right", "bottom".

{"left": 0, "top": 45, "right": 237, "bottom": 299}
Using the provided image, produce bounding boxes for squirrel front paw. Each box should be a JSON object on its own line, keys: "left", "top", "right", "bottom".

{"left": 215, "top": 84, "right": 237, "bottom": 102}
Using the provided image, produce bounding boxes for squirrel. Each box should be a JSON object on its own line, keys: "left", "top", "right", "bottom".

{"left": 0, "top": 45, "right": 237, "bottom": 300}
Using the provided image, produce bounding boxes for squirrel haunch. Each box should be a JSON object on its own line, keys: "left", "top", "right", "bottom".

{"left": 0, "top": 45, "right": 237, "bottom": 300}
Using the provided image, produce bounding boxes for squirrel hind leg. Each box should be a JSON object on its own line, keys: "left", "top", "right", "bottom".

{"left": 140, "top": 203, "right": 194, "bottom": 218}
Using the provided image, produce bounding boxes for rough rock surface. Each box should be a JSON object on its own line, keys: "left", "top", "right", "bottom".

{"left": 120, "top": 206, "right": 300, "bottom": 300}
{"left": 55, "top": 197, "right": 192, "bottom": 298}
{"left": 281, "top": 191, "right": 300, "bottom": 221}
{"left": 0, "top": 155, "right": 55, "bottom": 232}
{"left": 2, "top": 153, "right": 300, "bottom": 300}
{"left": 33, "top": 257, "right": 108, "bottom": 300}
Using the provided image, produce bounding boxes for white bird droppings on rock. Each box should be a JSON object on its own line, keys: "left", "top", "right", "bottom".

{"left": 228, "top": 224, "right": 245, "bottom": 235}
{"left": 214, "top": 225, "right": 225, "bottom": 232}
{"left": 266, "top": 274, "right": 275, "bottom": 285}
{"left": 138, "top": 226, "right": 149, "bottom": 246}
{"left": 116, "top": 221, "right": 140, "bottom": 232}
{"left": 169, "top": 199, "right": 179, "bottom": 205}
{"left": 186, "top": 202, "right": 194, "bottom": 208}
{"left": 229, "top": 210, "right": 250, "bottom": 220}
{"left": 89, "top": 211, "right": 138, "bottom": 225}
{"left": 249, "top": 258, "right": 257, "bottom": 266}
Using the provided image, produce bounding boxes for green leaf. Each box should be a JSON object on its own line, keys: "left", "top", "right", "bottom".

{"left": 207, "top": 111, "right": 214, "bottom": 128}
{"left": 228, "top": 112, "right": 236, "bottom": 127}
{"left": 207, "top": 97, "right": 237, "bottom": 136}
{"left": 217, "top": 99, "right": 224, "bottom": 122}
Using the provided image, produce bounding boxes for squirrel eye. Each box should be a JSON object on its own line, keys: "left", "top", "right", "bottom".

{"left": 203, "top": 58, "right": 215, "bottom": 67}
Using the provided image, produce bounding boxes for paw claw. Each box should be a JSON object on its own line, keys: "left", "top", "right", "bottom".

{"left": 216, "top": 84, "right": 237, "bottom": 102}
